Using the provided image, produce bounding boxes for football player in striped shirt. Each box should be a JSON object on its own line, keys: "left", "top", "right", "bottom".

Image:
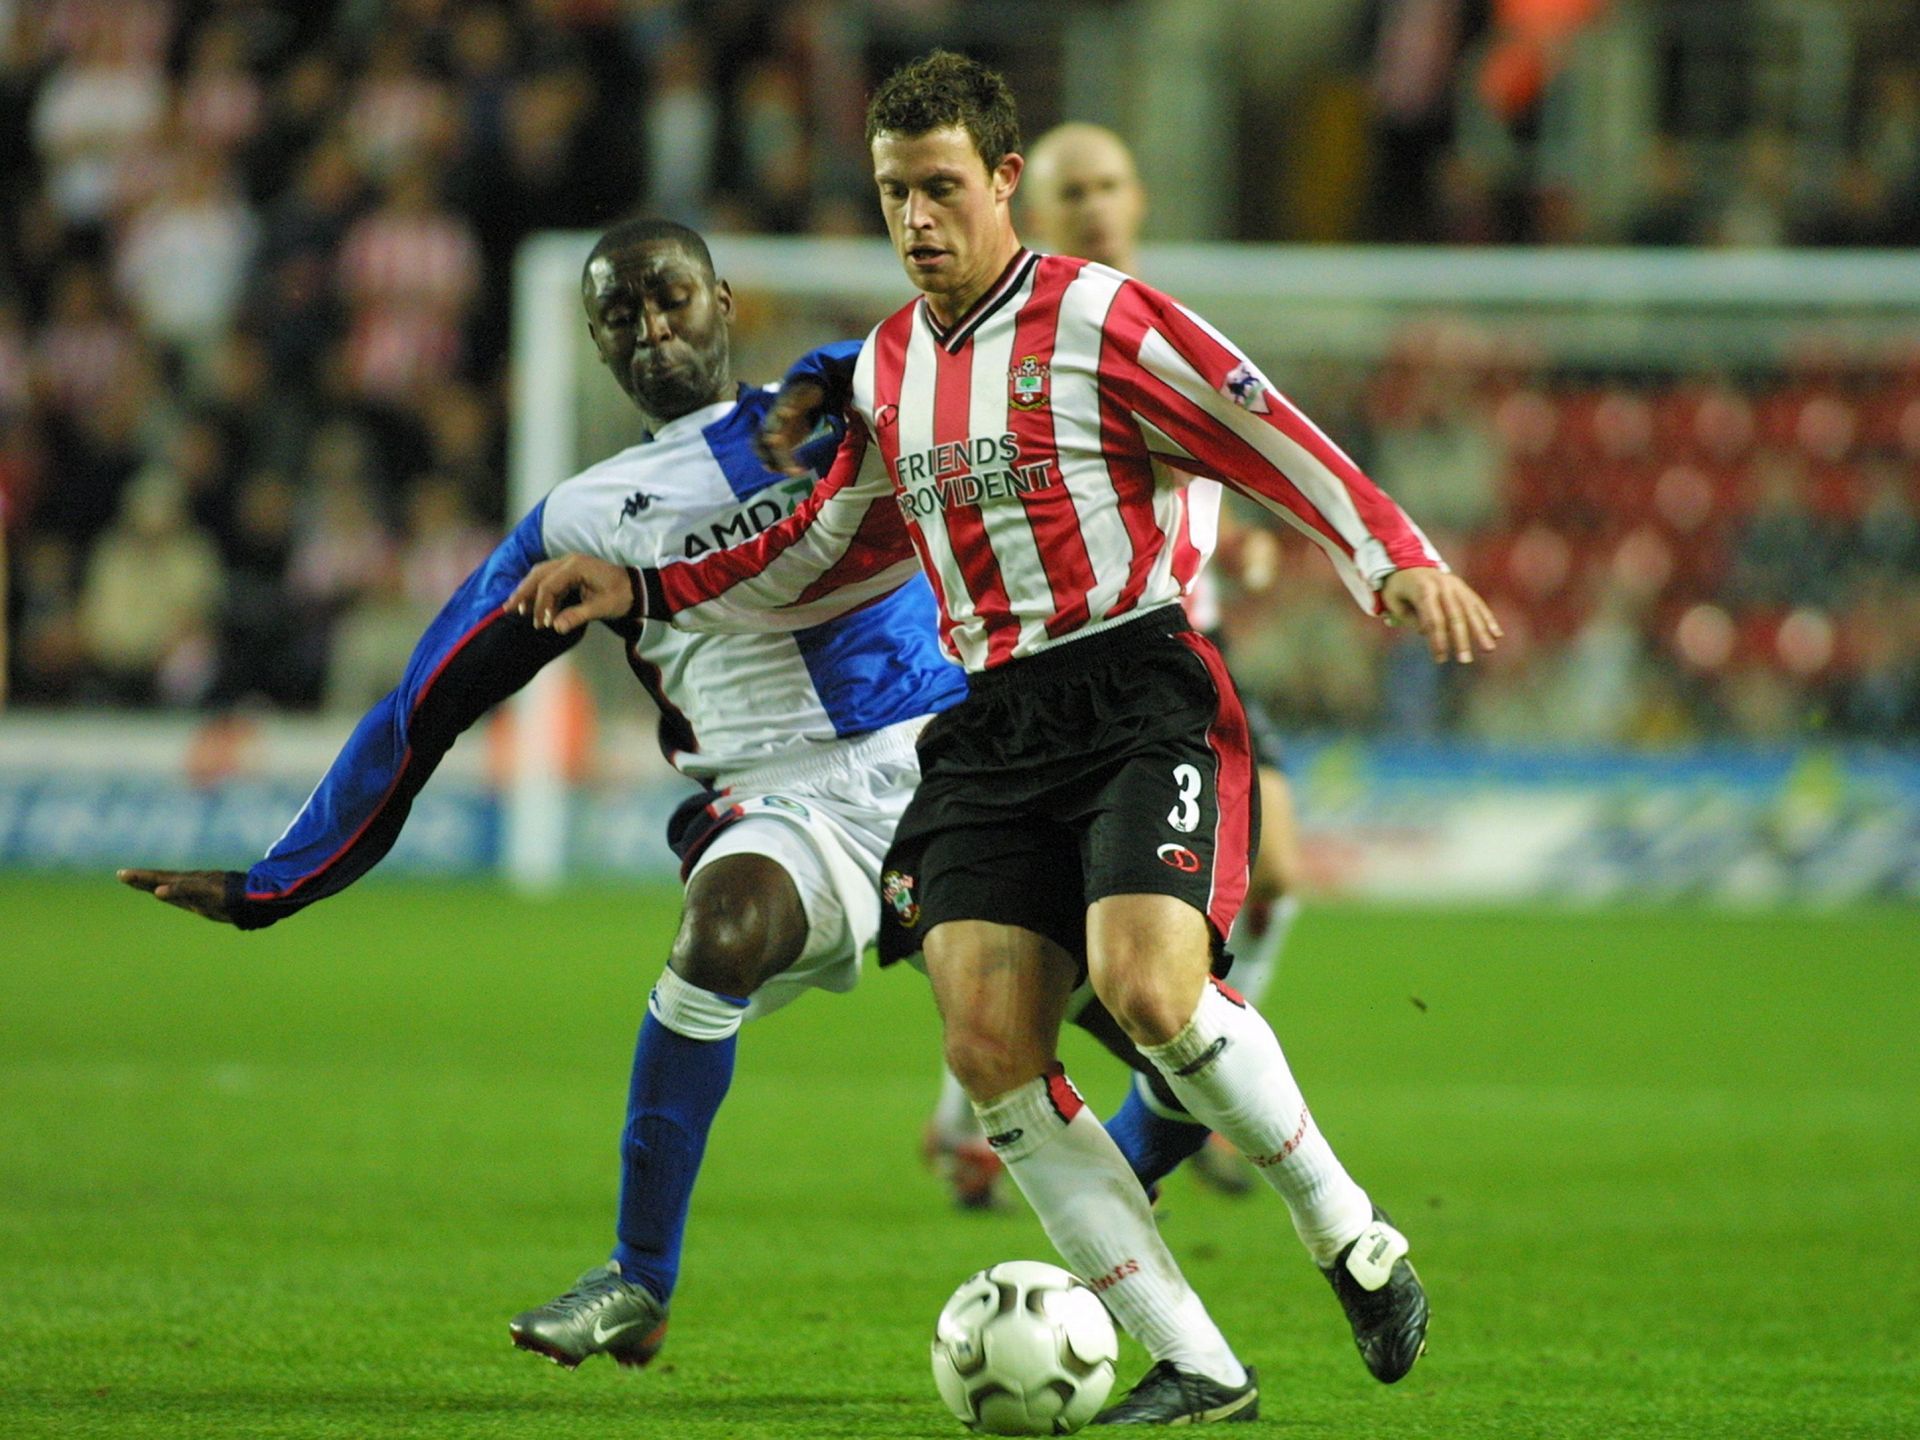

{"left": 511, "top": 52, "right": 1499, "bottom": 1424}
{"left": 118, "top": 218, "right": 977, "bottom": 1373}
{"left": 915, "top": 120, "right": 1312, "bottom": 1206}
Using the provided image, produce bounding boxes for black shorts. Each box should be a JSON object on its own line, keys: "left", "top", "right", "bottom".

{"left": 877, "top": 606, "right": 1259, "bottom": 969}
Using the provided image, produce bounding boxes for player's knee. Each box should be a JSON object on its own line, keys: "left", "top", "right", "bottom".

{"left": 671, "top": 892, "right": 785, "bottom": 998}
{"left": 941, "top": 1022, "right": 1042, "bottom": 1104}
{"left": 672, "top": 854, "right": 809, "bottom": 997}
{"left": 1092, "top": 963, "right": 1202, "bottom": 1049}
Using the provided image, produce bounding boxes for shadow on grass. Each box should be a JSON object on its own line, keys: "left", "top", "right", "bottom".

{"left": 6, "top": 1384, "right": 975, "bottom": 1439}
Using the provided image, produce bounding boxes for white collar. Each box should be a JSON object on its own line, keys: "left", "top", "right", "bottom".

{"left": 648, "top": 393, "right": 738, "bottom": 443}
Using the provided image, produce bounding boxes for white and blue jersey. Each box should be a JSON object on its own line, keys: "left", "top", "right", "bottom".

{"left": 224, "top": 366, "right": 965, "bottom": 929}
{"left": 542, "top": 383, "right": 961, "bottom": 779}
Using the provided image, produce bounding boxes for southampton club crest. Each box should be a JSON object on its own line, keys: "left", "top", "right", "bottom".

{"left": 881, "top": 869, "right": 921, "bottom": 928}
{"left": 1008, "top": 354, "right": 1051, "bottom": 411}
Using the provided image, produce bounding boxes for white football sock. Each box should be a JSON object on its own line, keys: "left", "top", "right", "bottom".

{"left": 931, "top": 1066, "right": 983, "bottom": 1143}
{"left": 1140, "top": 980, "right": 1372, "bottom": 1266}
{"left": 975, "top": 1070, "right": 1246, "bottom": 1389}
{"left": 1227, "top": 894, "right": 1299, "bottom": 1008}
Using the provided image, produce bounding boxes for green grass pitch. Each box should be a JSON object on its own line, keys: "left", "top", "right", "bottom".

{"left": 2, "top": 875, "right": 1916, "bottom": 1438}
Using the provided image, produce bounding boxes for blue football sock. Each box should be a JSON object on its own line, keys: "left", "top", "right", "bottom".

{"left": 1107, "top": 1079, "right": 1211, "bottom": 1192}
{"left": 611, "top": 1007, "right": 740, "bottom": 1302}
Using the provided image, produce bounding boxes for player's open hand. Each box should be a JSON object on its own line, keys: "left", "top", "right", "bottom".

{"left": 118, "top": 868, "right": 238, "bottom": 924}
{"left": 753, "top": 378, "right": 830, "bottom": 477}
{"left": 506, "top": 553, "right": 638, "bottom": 634}
{"left": 1381, "top": 568, "right": 1502, "bottom": 664}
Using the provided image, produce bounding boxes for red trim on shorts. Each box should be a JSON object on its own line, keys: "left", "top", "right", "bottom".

{"left": 1175, "top": 631, "right": 1255, "bottom": 938}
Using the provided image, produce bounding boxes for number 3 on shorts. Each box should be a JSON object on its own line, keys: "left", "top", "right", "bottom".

{"left": 1167, "top": 763, "right": 1203, "bottom": 833}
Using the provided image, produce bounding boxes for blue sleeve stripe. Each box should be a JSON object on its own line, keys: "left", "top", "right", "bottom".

{"left": 240, "top": 503, "right": 553, "bottom": 909}
{"left": 243, "top": 605, "right": 513, "bottom": 903}
{"left": 784, "top": 340, "right": 862, "bottom": 401}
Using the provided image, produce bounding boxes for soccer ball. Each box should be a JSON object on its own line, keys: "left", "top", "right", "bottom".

{"left": 931, "top": 1261, "right": 1118, "bottom": 1435}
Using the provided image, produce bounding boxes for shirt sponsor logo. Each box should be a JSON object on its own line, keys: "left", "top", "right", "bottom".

{"left": 893, "top": 433, "right": 1055, "bottom": 519}
{"left": 1008, "top": 354, "right": 1051, "bottom": 411}
{"left": 679, "top": 478, "right": 814, "bottom": 559}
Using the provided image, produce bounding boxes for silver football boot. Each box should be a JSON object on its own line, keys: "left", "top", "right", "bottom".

{"left": 509, "top": 1261, "right": 669, "bottom": 1369}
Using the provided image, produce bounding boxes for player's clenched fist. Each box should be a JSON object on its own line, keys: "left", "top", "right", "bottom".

{"left": 505, "top": 554, "right": 641, "bottom": 634}
{"left": 753, "top": 377, "right": 830, "bottom": 477}
{"left": 1380, "top": 567, "right": 1503, "bottom": 664}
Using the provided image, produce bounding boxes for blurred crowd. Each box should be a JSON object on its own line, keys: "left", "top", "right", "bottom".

{"left": 1361, "top": 0, "right": 1920, "bottom": 249}
{"left": 0, "top": 0, "right": 846, "bottom": 712}
{"left": 1225, "top": 330, "right": 1920, "bottom": 744}
{"left": 0, "top": 0, "right": 1915, "bottom": 745}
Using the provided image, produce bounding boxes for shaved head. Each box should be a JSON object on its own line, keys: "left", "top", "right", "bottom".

{"left": 1022, "top": 123, "right": 1146, "bottom": 272}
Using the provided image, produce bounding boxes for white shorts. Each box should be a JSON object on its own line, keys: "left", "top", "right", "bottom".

{"left": 685, "top": 717, "right": 927, "bottom": 1022}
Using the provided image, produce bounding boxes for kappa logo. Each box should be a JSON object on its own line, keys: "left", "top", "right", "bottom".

{"left": 1221, "top": 360, "right": 1271, "bottom": 415}
{"left": 1156, "top": 843, "right": 1202, "bottom": 873}
{"left": 619, "top": 489, "right": 657, "bottom": 521}
{"left": 1008, "top": 354, "right": 1051, "bottom": 411}
{"left": 986, "top": 1128, "right": 1023, "bottom": 1149}
{"left": 882, "top": 869, "right": 920, "bottom": 928}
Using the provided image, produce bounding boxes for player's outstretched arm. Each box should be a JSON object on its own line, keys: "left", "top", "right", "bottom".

{"left": 119, "top": 507, "right": 582, "bottom": 930}
{"left": 117, "top": 868, "right": 240, "bottom": 923}
{"left": 1381, "top": 568, "right": 1502, "bottom": 664}
{"left": 518, "top": 431, "right": 919, "bottom": 639}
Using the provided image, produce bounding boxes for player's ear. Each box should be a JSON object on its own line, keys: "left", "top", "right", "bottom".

{"left": 994, "top": 151, "right": 1024, "bottom": 205}
{"left": 714, "top": 277, "right": 734, "bottom": 321}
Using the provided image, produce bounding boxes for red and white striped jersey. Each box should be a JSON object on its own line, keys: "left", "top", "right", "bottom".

{"left": 651, "top": 250, "right": 1444, "bottom": 672}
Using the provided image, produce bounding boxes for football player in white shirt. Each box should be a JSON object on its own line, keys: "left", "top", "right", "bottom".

{"left": 118, "top": 218, "right": 976, "bottom": 1372}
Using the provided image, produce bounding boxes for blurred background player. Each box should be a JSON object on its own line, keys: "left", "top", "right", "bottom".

{"left": 1, "top": 498, "right": 9, "bottom": 711}
{"left": 118, "top": 217, "right": 973, "bottom": 1373}
{"left": 921, "top": 121, "right": 1308, "bottom": 1204}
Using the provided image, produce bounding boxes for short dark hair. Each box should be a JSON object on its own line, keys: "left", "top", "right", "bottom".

{"left": 583, "top": 216, "right": 714, "bottom": 281}
{"left": 864, "top": 49, "right": 1021, "bottom": 175}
